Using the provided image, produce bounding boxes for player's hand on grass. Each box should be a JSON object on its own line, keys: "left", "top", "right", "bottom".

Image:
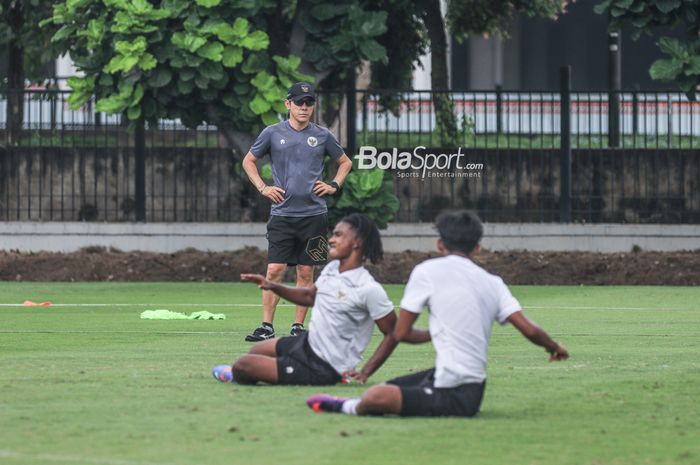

{"left": 240, "top": 273, "right": 274, "bottom": 290}
{"left": 343, "top": 369, "right": 369, "bottom": 384}
{"left": 548, "top": 343, "right": 569, "bottom": 362}
{"left": 260, "top": 185, "right": 285, "bottom": 203}
{"left": 313, "top": 180, "right": 336, "bottom": 197}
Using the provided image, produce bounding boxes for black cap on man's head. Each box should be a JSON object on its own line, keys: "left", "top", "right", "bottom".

{"left": 287, "top": 82, "right": 315, "bottom": 102}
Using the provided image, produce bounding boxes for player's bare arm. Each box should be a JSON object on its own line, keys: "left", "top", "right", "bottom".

{"left": 394, "top": 309, "right": 431, "bottom": 343}
{"left": 347, "top": 310, "right": 399, "bottom": 384}
{"left": 240, "top": 273, "right": 317, "bottom": 307}
{"left": 242, "top": 151, "right": 285, "bottom": 203}
{"left": 313, "top": 154, "right": 352, "bottom": 196}
{"left": 507, "top": 311, "right": 569, "bottom": 361}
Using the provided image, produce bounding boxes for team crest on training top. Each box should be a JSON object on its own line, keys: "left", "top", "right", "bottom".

{"left": 301, "top": 85, "right": 310, "bottom": 92}
{"left": 280, "top": 139, "right": 286, "bottom": 144}
{"left": 307, "top": 136, "right": 318, "bottom": 147}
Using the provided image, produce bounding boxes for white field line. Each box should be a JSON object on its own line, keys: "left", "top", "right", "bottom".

{"left": 0, "top": 330, "right": 234, "bottom": 334}
{"left": 0, "top": 303, "right": 277, "bottom": 307}
{"left": 0, "top": 449, "right": 181, "bottom": 465}
{"left": 0, "top": 303, "right": 697, "bottom": 311}
{"left": 0, "top": 331, "right": 695, "bottom": 336}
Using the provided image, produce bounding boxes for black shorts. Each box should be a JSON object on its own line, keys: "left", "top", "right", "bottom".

{"left": 387, "top": 368, "right": 486, "bottom": 417}
{"left": 275, "top": 332, "right": 341, "bottom": 385}
{"left": 267, "top": 213, "right": 328, "bottom": 266}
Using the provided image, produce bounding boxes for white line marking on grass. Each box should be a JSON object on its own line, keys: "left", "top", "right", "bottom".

{"left": 1, "top": 303, "right": 696, "bottom": 311}
{"left": 0, "top": 330, "right": 235, "bottom": 335}
{"left": 0, "top": 303, "right": 279, "bottom": 307}
{"left": 2, "top": 330, "right": 697, "bottom": 337}
{"left": 526, "top": 305, "right": 697, "bottom": 311}
{"left": 0, "top": 450, "right": 179, "bottom": 465}
{"left": 1, "top": 303, "right": 697, "bottom": 310}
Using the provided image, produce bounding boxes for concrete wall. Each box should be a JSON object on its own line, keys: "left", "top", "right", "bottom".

{"left": 1, "top": 222, "right": 698, "bottom": 253}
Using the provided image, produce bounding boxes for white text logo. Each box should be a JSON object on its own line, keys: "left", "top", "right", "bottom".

{"left": 355, "top": 146, "right": 483, "bottom": 180}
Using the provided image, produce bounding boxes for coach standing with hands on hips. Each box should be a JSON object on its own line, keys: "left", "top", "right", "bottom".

{"left": 241, "top": 82, "right": 352, "bottom": 341}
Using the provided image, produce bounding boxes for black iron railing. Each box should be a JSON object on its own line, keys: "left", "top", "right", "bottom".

{"left": 1, "top": 80, "right": 699, "bottom": 223}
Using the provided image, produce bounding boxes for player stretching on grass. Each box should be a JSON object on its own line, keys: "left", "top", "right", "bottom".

{"left": 307, "top": 210, "right": 569, "bottom": 417}
{"left": 213, "top": 214, "right": 405, "bottom": 385}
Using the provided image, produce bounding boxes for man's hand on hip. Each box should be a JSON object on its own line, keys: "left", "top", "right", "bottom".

{"left": 313, "top": 180, "right": 337, "bottom": 197}
{"left": 260, "top": 185, "right": 285, "bottom": 203}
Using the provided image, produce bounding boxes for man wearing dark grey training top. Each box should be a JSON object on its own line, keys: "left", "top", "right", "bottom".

{"left": 241, "top": 82, "right": 352, "bottom": 342}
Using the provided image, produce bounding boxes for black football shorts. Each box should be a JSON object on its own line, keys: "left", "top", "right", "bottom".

{"left": 266, "top": 213, "right": 328, "bottom": 266}
{"left": 275, "top": 333, "right": 341, "bottom": 385}
{"left": 387, "top": 368, "right": 486, "bottom": 417}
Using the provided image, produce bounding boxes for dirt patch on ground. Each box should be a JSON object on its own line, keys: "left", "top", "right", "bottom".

{"left": 1, "top": 247, "right": 698, "bottom": 285}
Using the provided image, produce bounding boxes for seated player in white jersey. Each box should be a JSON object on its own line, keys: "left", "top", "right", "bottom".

{"left": 212, "top": 213, "right": 404, "bottom": 386}
{"left": 307, "top": 210, "right": 569, "bottom": 417}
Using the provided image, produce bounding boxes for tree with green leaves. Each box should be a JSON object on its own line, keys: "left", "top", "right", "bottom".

{"left": 44, "top": 0, "right": 390, "bottom": 156}
{"left": 368, "top": 0, "right": 566, "bottom": 144}
{"left": 595, "top": 0, "right": 700, "bottom": 99}
{"left": 46, "top": 0, "right": 569, "bottom": 151}
{"left": 43, "top": 0, "right": 565, "bottom": 224}
{"left": 1, "top": 0, "right": 59, "bottom": 144}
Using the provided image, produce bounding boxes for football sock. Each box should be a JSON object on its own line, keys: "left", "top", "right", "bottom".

{"left": 341, "top": 398, "right": 360, "bottom": 415}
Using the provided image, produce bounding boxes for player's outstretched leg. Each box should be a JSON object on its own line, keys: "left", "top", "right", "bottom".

{"left": 248, "top": 338, "right": 278, "bottom": 357}
{"left": 306, "top": 394, "right": 349, "bottom": 413}
{"left": 212, "top": 338, "right": 280, "bottom": 384}
{"left": 307, "top": 385, "right": 402, "bottom": 415}
{"left": 231, "top": 353, "right": 279, "bottom": 384}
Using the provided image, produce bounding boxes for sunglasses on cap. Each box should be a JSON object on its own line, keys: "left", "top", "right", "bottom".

{"left": 292, "top": 98, "right": 315, "bottom": 107}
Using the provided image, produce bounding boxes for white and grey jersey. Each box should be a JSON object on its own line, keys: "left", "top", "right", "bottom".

{"left": 249, "top": 120, "right": 344, "bottom": 217}
{"left": 308, "top": 260, "right": 394, "bottom": 375}
{"left": 400, "top": 255, "right": 522, "bottom": 388}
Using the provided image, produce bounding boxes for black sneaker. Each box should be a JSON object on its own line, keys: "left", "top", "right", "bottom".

{"left": 245, "top": 325, "right": 275, "bottom": 342}
{"left": 290, "top": 323, "right": 307, "bottom": 337}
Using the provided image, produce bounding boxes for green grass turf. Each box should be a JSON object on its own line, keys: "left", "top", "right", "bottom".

{"left": 0, "top": 283, "right": 698, "bottom": 465}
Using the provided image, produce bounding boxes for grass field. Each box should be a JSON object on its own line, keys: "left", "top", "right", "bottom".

{"left": 1, "top": 283, "right": 698, "bottom": 465}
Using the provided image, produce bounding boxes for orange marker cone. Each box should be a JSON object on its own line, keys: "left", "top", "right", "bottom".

{"left": 23, "top": 300, "right": 52, "bottom": 307}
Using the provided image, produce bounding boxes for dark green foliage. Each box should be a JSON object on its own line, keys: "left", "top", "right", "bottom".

{"left": 326, "top": 160, "right": 400, "bottom": 230}
{"left": 596, "top": 0, "right": 700, "bottom": 98}
{"left": 447, "top": 0, "right": 563, "bottom": 43}
{"left": 0, "top": 0, "right": 59, "bottom": 82}
{"left": 366, "top": 0, "right": 565, "bottom": 92}
{"left": 43, "top": 0, "right": 396, "bottom": 152}
{"left": 45, "top": 0, "right": 311, "bottom": 135}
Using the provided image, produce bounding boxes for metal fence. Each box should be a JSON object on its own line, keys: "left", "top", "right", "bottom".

{"left": 0, "top": 88, "right": 225, "bottom": 148}
{"left": 355, "top": 89, "right": 700, "bottom": 149}
{"left": 2, "top": 87, "right": 700, "bottom": 148}
{"left": 1, "top": 84, "right": 699, "bottom": 223}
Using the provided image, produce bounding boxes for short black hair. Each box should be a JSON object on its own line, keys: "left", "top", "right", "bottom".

{"left": 339, "top": 213, "right": 383, "bottom": 264}
{"left": 435, "top": 210, "right": 483, "bottom": 254}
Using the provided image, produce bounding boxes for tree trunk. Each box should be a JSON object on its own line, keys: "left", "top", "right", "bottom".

{"left": 6, "top": 1, "right": 25, "bottom": 146}
{"left": 423, "top": 0, "right": 457, "bottom": 145}
{"left": 288, "top": 0, "right": 333, "bottom": 85}
{"left": 206, "top": 112, "right": 255, "bottom": 158}
{"left": 267, "top": 0, "right": 339, "bottom": 130}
